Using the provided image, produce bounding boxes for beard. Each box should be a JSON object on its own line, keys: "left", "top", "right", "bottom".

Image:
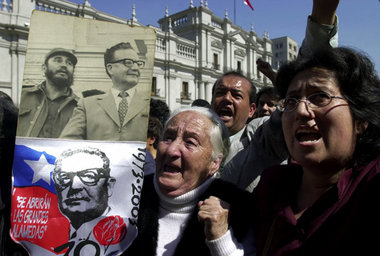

{"left": 45, "top": 69, "right": 74, "bottom": 89}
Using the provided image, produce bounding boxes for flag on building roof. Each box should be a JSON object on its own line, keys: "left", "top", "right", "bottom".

{"left": 244, "top": 0, "right": 254, "bottom": 10}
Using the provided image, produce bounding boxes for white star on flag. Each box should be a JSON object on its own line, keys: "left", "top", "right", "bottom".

{"left": 24, "top": 154, "right": 54, "bottom": 185}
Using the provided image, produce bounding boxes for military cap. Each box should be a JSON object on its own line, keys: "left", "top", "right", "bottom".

{"left": 45, "top": 48, "right": 78, "bottom": 65}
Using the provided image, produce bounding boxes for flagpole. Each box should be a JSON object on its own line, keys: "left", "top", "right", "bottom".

{"left": 234, "top": 0, "right": 236, "bottom": 24}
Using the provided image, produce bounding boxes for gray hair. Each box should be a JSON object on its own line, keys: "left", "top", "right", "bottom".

{"left": 165, "top": 106, "right": 230, "bottom": 162}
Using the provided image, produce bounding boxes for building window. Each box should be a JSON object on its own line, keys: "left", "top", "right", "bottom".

{"left": 182, "top": 82, "right": 189, "bottom": 99}
{"left": 213, "top": 53, "right": 219, "bottom": 70}
{"left": 237, "top": 61, "right": 241, "bottom": 72}
{"left": 151, "top": 77, "right": 157, "bottom": 96}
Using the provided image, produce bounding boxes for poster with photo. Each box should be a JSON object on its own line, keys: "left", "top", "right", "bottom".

{"left": 16, "top": 10, "right": 155, "bottom": 141}
{"left": 11, "top": 137, "right": 146, "bottom": 255}
{"left": 11, "top": 10, "right": 156, "bottom": 255}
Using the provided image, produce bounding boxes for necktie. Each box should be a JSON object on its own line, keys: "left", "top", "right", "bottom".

{"left": 118, "top": 91, "right": 128, "bottom": 126}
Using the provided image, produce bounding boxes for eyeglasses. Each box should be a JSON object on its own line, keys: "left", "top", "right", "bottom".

{"left": 277, "top": 92, "right": 346, "bottom": 112}
{"left": 53, "top": 168, "right": 108, "bottom": 187}
{"left": 110, "top": 58, "right": 145, "bottom": 69}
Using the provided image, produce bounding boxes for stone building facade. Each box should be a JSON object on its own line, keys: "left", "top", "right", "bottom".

{"left": 0, "top": 0, "right": 274, "bottom": 111}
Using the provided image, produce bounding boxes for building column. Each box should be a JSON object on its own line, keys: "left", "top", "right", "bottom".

{"left": 252, "top": 50, "right": 257, "bottom": 80}
{"left": 246, "top": 46, "right": 253, "bottom": 79}
{"left": 226, "top": 40, "right": 231, "bottom": 71}
{"left": 165, "top": 70, "right": 170, "bottom": 106}
{"left": 205, "top": 82, "right": 212, "bottom": 103}
{"left": 10, "top": 41, "right": 19, "bottom": 105}
{"left": 199, "top": 81, "right": 205, "bottom": 99}
{"left": 201, "top": 30, "right": 207, "bottom": 68}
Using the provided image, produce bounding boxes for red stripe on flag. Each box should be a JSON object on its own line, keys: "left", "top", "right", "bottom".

{"left": 244, "top": 0, "right": 254, "bottom": 10}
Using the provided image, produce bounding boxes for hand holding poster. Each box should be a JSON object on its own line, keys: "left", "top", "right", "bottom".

{"left": 11, "top": 138, "right": 145, "bottom": 255}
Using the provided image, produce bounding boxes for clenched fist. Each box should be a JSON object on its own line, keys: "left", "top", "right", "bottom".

{"left": 198, "top": 196, "right": 230, "bottom": 241}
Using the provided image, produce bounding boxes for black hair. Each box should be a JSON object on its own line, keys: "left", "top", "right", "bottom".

{"left": 276, "top": 47, "right": 380, "bottom": 165}
{"left": 256, "top": 87, "right": 280, "bottom": 105}
{"left": 212, "top": 70, "right": 257, "bottom": 104}
{"left": 104, "top": 42, "right": 134, "bottom": 77}
{"left": 191, "top": 98, "right": 211, "bottom": 108}
{"left": 147, "top": 116, "right": 163, "bottom": 149}
{"left": 150, "top": 98, "right": 170, "bottom": 125}
{"left": 0, "top": 91, "right": 18, "bottom": 193}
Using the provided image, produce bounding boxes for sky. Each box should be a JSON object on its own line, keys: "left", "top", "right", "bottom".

{"left": 71, "top": 0, "right": 380, "bottom": 73}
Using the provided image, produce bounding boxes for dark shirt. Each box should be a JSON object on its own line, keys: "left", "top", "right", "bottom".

{"left": 253, "top": 157, "right": 380, "bottom": 256}
{"left": 143, "top": 150, "right": 155, "bottom": 176}
{"left": 38, "top": 92, "right": 71, "bottom": 138}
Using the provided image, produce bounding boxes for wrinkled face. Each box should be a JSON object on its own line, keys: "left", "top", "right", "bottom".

{"left": 282, "top": 68, "right": 361, "bottom": 171}
{"left": 211, "top": 75, "right": 255, "bottom": 135}
{"left": 54, "top": 153, "right": 111, "bottom": 219}
{"left": 257, "top": 94, "right": 278, "bottom": 117}
{"left": 156, "top": 111, "right": 220, "bottom": 197}
{"left": 107, "top": 48, "right": 141, "bottom": 90}
{"left": 43, "top": 55, "right": 74, "bottom": 88}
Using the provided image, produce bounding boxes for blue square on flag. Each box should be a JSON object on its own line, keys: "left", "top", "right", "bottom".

{"left": 13, "top": 144, "right": 57, "bottom": 194}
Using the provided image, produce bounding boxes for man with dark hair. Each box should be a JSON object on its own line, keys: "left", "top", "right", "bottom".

{"left": 211, "top": 70, "right": 259, "bottom": 163}
{"left": 143, "top": 99, "right": 170, "bottom": 176}
{"left": 255, "top": 87, "right": 280, "bottom": 118}
{"left": 17, "top": 48, "right": 79, "bottom": 138}
{"left": 144, "top": 116, "right": 163, "bottom": 175}
{"left": 53, "top": 147, "right": 116, "bottom": 253}
{"left": 60, "top": 42, "right": 149, "bottom": 141}
{"left": 53, "top": 147, "right": 115, "bottom": 229}
{"left": 146, "top": 116, "right": 163, "bottom": 158}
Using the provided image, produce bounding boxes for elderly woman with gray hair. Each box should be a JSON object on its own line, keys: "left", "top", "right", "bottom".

{"left": 123, "top": 106, "right": 255, "bottom": 256}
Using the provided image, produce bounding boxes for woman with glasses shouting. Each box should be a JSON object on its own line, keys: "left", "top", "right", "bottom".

{"left": 252, "top": 47, "right": 380, "bottom": 256}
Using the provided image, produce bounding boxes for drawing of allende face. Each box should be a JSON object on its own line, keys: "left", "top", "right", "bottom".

{"left": 53, "top": 148, "right": 116, "bottom": 230}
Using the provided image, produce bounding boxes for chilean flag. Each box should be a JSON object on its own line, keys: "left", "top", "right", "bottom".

{"left": 244, "top": 0, "right": 254, "bottom": 10}
{"left": 11, "top": 142, "right": 70, "bottom": 253}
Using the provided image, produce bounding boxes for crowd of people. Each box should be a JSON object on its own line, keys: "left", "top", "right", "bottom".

{"left": 1, "top": 0, "right": 380, "bottom": 255}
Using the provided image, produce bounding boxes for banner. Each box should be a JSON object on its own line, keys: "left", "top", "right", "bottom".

{"left": 11, "top": 137, "right": 145, "bottom": 255}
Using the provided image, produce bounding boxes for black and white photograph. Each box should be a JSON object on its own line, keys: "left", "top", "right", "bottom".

{"left": 17, "top": 11, "right": 155, "bottom": 141}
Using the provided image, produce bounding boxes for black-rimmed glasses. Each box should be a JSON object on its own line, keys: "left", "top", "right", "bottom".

{"left": 110, "top": 58, "right": 145, "bottom": 69}
{"left": 277, "top": 92, "right": 346, "bottom": 112}
{"left": 53, "top": 168, "right": 108, "bottom": 187}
